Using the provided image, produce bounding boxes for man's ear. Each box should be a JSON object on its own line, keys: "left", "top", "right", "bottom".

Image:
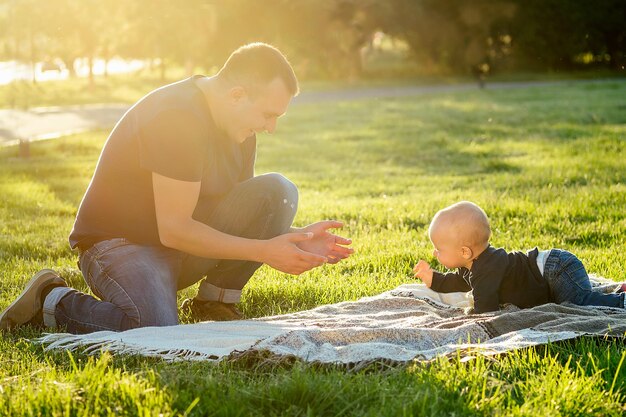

{"left": 228, "top": 86, "right": 247, "bottom": 104}
{"left": 461, "top": 246, "right": 474, "bottom": 260}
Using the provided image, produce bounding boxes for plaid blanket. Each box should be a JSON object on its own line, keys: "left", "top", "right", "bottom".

{"left": 37, "top": 278, "right": 626, "bottom": 363}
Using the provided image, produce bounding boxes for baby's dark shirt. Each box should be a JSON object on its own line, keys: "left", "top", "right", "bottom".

{"left": 429, "top": 245, "right": 551, "bottom": 313}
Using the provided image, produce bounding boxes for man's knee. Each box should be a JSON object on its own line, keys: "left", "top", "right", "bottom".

{"left": 257, "top": 173, "right": 298, "bottom": 208}
{"left": 120, "top": 294, "right": 179, "bottom": 330}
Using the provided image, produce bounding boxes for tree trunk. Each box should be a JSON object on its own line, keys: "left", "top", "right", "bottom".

{"left": 88, "top": 54, "right": 95, "bottom": 87}
{"left": 103, "top": 45, "right": 110, "bottom": 78}
{"left": 29, "top": 27, "right": 37, "bottom": 84}
{"left": 62, "top": 57, "right": 78, "bottom": 78}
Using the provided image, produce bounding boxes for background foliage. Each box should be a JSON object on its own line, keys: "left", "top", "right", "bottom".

{"left": 1, "top": 0, "right": 624, "bottom": 81}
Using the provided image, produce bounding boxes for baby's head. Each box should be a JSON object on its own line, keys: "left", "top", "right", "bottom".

{"left": 428, "top": 201, "right": 491, "bottom": 269}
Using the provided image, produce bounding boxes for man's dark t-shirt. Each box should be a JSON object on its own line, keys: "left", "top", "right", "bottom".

{"left": 69, "top": 76, "right": 256, "bottom": 250}
{"left": 429, "top": 246, "right": 551, "bottom": 313}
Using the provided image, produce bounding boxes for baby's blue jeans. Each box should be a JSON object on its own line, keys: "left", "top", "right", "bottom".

{"left": 543, "top": 249, "right": 624, "bottom": 308}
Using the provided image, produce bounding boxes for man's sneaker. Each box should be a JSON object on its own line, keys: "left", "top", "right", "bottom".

{"left": 0, "top": 269, "right": 67, "bottom": 330}
{"left": 180, "top": 298, "right": 243, "bottom": 322}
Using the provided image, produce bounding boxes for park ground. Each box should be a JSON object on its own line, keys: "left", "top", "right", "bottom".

{"left": 0, "top": 77, "right": 625, "bottom": 415}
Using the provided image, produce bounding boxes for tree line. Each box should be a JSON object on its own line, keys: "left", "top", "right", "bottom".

{"left": 1, "top": 0, "right": 624, "bottom": 81}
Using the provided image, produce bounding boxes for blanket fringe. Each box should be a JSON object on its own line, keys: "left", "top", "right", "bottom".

{"left": 37, "top": 333, "right": 221, "bottom": 362}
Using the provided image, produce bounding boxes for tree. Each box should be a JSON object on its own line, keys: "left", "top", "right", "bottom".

{"left": 120, "top": 0, "right": 217, "bottom": 80}
{"left": 383, "top": 0, "right": 516, "bottom": 75}
{"left": 3, "top": 0, "right": 49, "bottom": 83}
{"left": 579, "top": 0, "right": 626, "bottom": 69}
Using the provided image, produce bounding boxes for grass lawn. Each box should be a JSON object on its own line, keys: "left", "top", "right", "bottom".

{"left": 2, "top": 67, "right": 624, "bottom": 110}
{"left": 1, "top": 79, "right": 626, "bottom": 415}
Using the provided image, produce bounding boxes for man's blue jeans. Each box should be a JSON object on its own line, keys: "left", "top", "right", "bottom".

{"left": 543, "top": 249, "right": 625, "bottom": 308}
{"left": 44, "top": 173, "right": 298, "bottom": 334}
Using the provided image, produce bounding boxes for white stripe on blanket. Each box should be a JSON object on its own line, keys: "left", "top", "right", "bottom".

{"left": 37, "top": 278, "right": 625, "bottom": 363}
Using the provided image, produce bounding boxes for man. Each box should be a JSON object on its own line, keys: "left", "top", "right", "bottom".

{"left": 0, "top": 43, "right": 352, "bottom": 333}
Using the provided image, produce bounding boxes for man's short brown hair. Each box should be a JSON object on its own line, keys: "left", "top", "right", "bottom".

{"left": 219, "top": 43, "right": 299, "bottom": 96}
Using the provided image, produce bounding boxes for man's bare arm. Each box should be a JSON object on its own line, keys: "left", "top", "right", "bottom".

{"left": 152, "top": 173, "right": 327, "bottom": 275}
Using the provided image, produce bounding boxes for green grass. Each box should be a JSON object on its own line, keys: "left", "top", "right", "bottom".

{"left": 2, "top": 67, "right": 624, "bottom": 110}
{"left": 1, "top": 80, "right": 626, "bottom": 415}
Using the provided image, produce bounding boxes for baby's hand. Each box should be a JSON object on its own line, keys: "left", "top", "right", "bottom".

{"left": 413, "top": 260, "right": 433, "bottom": 287}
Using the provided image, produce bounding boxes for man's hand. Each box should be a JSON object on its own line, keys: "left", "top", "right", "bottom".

{"left": 294, "top": 221, "right": 353, "bottom": 264}
{"left": 261, "top": 232, "right": 328, "bottom": 275}
{"left": 413, "top": 260, "right": 433, "bottom": 287}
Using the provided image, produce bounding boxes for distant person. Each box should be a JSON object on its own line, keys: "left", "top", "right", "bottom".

{"left": 1, "top": 43, "right": 353, "bottom": 333}
{"left": 470, "top": 63, "right": 489, "bottom": 89}
{"left": 413, "top": 201, "right": 626, "bottom": 313}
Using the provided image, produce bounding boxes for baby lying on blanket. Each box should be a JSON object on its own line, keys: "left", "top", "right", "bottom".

{"left": 413, "top": 201, "right": 626, "bottom": 314}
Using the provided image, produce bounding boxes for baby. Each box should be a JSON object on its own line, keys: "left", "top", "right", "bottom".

{"left": 413, "top": 201, "right": 625, "bottom": 313}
